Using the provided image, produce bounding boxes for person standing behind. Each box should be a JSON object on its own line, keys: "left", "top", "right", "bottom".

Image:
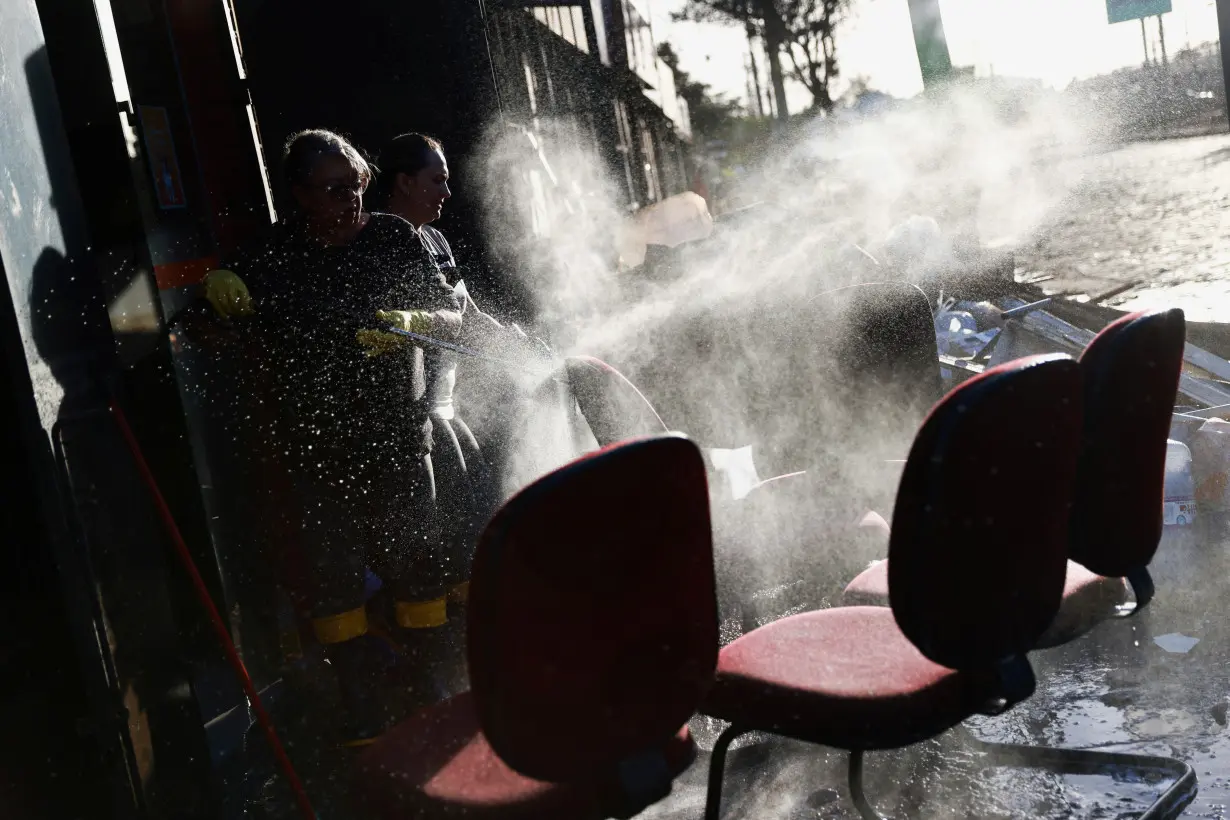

{"left": 372, "top": 133, "right": 527, "bottom": 637}
{"left": 377, "top": 133, "right": 456, "bottom": 270}
{"left": 200, "top": 129, "right": 463, "bottom": 745}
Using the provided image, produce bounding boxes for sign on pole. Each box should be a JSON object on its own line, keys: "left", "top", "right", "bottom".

{"left": 1106, "top": 0, "right": 1172, "bottom": 25}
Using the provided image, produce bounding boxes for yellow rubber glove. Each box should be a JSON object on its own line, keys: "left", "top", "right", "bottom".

{"left": 355, "top": 309, "right": 434, "bottom": 358}
{"left": 201, "top": 269, "right": 254, "bottom": 319}
{"left": 377, "top": 310, "right": 434, "bottom": 335}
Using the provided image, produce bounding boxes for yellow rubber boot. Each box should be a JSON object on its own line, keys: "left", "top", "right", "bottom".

{"left": 312, "top": 607, "right": 396, "bottom": 747}
{"left": 442, "top": 581, "right": 471, "bottom": 694}
{"left": 393, "top": 596, "right": 452, "bottom": 707}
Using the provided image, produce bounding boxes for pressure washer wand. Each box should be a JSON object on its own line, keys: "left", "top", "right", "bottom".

{"left": 379, "top": 325, "right": 566, "bottom": 383}
{"left": 175, "top": 300, "right": 566, "bottom": 383}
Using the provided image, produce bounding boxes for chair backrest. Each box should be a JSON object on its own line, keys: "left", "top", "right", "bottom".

{"left": 566, "top": 356, "right": 669, "bottom": 447}
{"left": 467, "top": 434, "right": 718, "bottom": 783}
{"left": 888, "top": 354, "right": 1083, "bottom": 673}
{"left": 1069, "top": 309, "right": 1186, "bottom": 597}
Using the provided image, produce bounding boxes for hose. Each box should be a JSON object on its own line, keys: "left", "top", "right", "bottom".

{"left": 108, "top": 396, "right": 317, "bottom": 820}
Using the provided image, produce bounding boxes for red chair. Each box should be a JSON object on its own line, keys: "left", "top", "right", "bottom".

{"left": 844, "top": 309, "right": 1187, "bottom": 646}
{"left": 700, "top": 354, "right": 1083, "bottom": 820}
{"left": 967, "top": 308, "right": 1195, "bottom": 820}
{"left": 839, "top": 309, "right": 1196, "bottom": 820}
{"left": 1066, "top": 308, "right": 1186, "bottom": 612}
{"left": 565, "top": 356, "right": 669, "bottom": 447}
{"left": 352, "top": 434, "right": 718, "bottom": 819}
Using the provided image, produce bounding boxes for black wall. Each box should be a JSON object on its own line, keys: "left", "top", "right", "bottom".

{"left": 237, "top": 0, "right": 499, "bottom": 241}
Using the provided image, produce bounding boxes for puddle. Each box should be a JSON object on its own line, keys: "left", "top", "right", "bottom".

{"left": 1155, "top": 633, "right": 1202, "bottom": 654}
{"left": 660, "top": 625, "right": 1230, "bottom": 818}
{"left": 1117, "top": 279, "right": 1230, "bottom": 324}
{"left": 1127, "top": 707, "right": 1201, "bottom": 738}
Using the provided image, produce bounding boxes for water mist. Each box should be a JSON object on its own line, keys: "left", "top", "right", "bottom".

{"left": 457, "top": 77, "right": 1118, "bottom": 819}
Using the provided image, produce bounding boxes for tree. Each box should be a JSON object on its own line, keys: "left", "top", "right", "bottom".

{"left": 780, "top": 0, "right": 851, "bottom": 112}
{"left": 673, "top": 0, "right": 790, "bottom": 121}
{"left": 673, "top": 0, "right": 852, "bottom": 115}
{"left": 657, "top": 42, "right": 744, "bottom": 141}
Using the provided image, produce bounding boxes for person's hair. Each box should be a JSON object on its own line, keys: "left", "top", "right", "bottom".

{"left": 281, "top": 129, "right": 373, "bottom": 191}
{"left": 373, "top": 133, "right": 444, "bottom": 205}
{"left": 379, "top": 133, "right": 443, "bottom": 177}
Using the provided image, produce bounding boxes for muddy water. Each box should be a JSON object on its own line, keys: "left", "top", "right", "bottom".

{"left": 1014, "top": 133, "right": 1230, "bottom": 322}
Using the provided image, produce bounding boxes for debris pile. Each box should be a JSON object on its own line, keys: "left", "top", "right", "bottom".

{"left": 921, "top": 254, "right": 1230, "bottom": 556}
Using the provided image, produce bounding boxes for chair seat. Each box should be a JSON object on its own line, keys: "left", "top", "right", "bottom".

{"left": 842, "top": 559, "right": 891, "bottom": 607}
{"left": 841, "top": 560, "right": 1128, "bottom": 649}
{"left": 354, "top": 693, "right": 695, "bottom": 819}
{"left": 700, "top": 607, "right": 999, "bottom": 751}
{"left": 1042, "top": 562, "right": 1130, "bottom": 647}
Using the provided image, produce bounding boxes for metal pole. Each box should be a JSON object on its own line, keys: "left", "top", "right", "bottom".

{"left": 1158, "top": 14, "right": 1168, "bottom": 67}
{"left": 1141, "top": 17, "right": 1151, "bottom": 66}
{"left": 907, "top": 0, "right": 953, "bottom": 89}
{"left": 1219, "top": 0, "right": 1230, "bottom": 129}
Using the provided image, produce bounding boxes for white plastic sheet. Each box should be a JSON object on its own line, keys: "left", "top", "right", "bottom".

{"left": 618, "top": 191, "right": 715, "bottom": 269}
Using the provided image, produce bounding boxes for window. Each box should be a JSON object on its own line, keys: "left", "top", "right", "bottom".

{"left": 530, "top": 5, "right": 588, "bottom": 53}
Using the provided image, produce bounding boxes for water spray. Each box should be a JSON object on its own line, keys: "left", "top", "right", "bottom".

{"left": 377, "top": 324, "right": 564, "bottom": 382}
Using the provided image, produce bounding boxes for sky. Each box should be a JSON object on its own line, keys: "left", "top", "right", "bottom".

{"left": 651, "top": 0, "right": 1223, "bottom": 112}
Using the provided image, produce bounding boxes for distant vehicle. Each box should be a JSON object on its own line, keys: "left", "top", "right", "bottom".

{"left": 1163, "top": 497, "right": 1197, "bottom": 527}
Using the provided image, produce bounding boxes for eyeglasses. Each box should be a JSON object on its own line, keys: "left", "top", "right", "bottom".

{"left": 309, "top": 180, "right": 368, "bottom": 201}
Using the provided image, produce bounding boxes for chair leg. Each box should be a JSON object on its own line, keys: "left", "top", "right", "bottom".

{"left": 703, "top": 725, "right": 747, "bottom": 820}
{"left": 847, "top": 750, "right": 889, "bottom": 820}
{"left": 969, "top": 738, "right": 1198, "bottom": 820}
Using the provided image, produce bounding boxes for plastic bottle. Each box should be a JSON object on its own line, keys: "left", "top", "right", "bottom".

{"left": 933, "top": 310, "right": 978, "bottom": 356}
{"left": 1191, "top": 417, "right": 1230, "bottom": 515}
{"left": 1162, "top": 439, "right": 1197, "bottom": 528}
{"left": 935, "top": 310, "right": 978, "bottom": 336}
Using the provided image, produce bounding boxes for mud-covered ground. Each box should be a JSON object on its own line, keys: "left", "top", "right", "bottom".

{"left": 1014, "top": 133, "right": 1230, "bottom": 322}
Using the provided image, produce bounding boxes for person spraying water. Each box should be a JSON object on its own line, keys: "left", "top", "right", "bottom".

{"left": 199, "top": 129, "right": 474, "bottom": 746}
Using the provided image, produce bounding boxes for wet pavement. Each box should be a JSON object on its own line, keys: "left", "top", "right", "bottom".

{"left": 638, "top": 523, "right": 1230, "bottom": 819}
{"left": 644, "top": 138, "right": 1230, "bottom": 816}
{"left": 1013, "top": 133, "right": 1230, "bottom": 321}
{"left": 648, "top": 134, "right": 1230, "bottom": 818}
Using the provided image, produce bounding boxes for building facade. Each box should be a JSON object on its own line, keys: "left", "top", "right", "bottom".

{"left": 489, "top": 1, "right": 693, "bottom": 219}
{"left": 231, "top": 0, "right": 692, "bottom": 314}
